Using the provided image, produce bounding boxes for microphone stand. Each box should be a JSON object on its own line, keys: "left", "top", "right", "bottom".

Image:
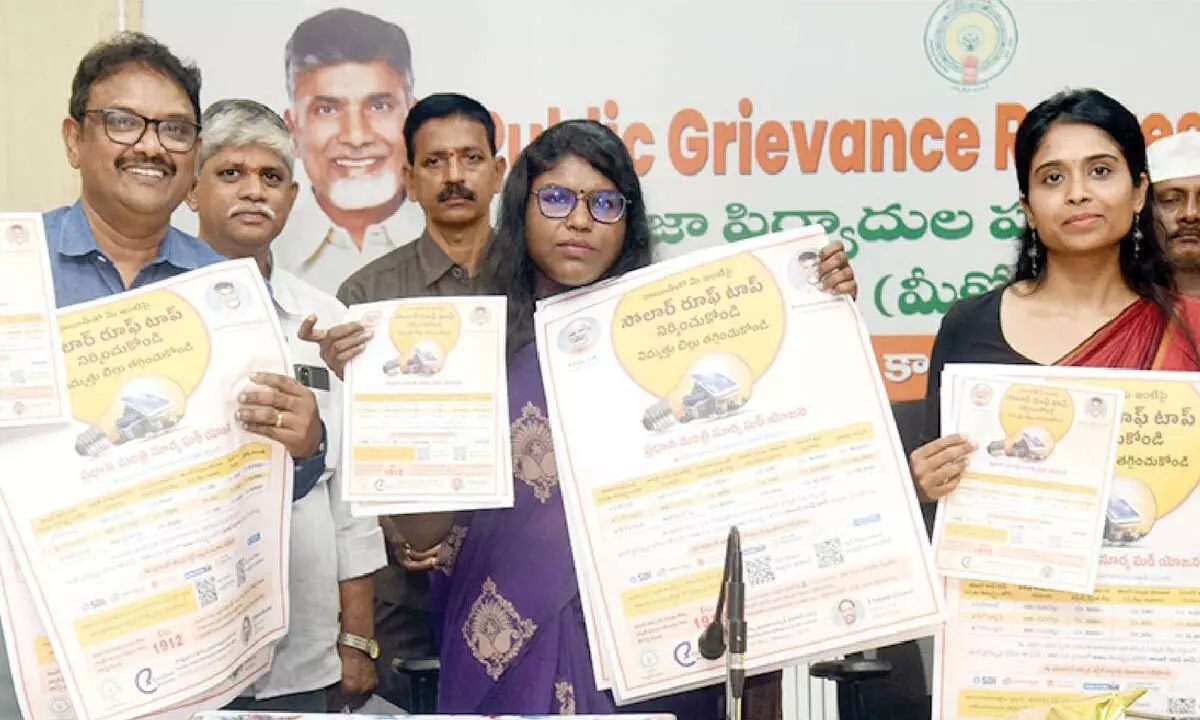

{"left": 697, "top": 526, "right": 746, "bottom": 720}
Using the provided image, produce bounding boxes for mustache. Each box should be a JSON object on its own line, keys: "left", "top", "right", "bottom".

{"left": 227, "top": 202, "right": 277, "bottom": 220}
{"left": 116, "top": 154, "right": 175, "bottom": 175}
{"left": 437, "top": 182, "right": 476, "bottom": 202}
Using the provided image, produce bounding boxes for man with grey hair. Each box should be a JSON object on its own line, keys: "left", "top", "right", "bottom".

{"left": 187, "top": 98, "right": 388, "bottom": 713}
{"left": 274, "top": 8, "right": 422, "bottom": 295}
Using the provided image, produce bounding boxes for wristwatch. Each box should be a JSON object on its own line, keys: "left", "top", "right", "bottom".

{"left": 338, "top": 632, "right": 380, "bottom": 660}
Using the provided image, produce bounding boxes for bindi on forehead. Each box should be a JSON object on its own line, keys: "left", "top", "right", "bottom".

{"left": 414, "top": 118, "right": 490, "bottom": 152}
{"left": 538, "top": 157, "right": 616, "bottom": 193}
{"left": 1033, "top": 123, "right": 1125, "bottom": 168}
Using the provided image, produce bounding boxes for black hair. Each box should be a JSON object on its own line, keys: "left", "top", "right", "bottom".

{"left": 482, "top": 120, "right": 651, "bottom": 358}
{"left": 285, "top": 9, "right": 412, "bottom": 97}
{"left": 69, "top": 32, "right": 202, "bottom": 123}
{"left": 403, "top": 93, "right": 497, "bottom": 165}
{"left": 1013, "top": 88, "right": 1197, "bottom": 366}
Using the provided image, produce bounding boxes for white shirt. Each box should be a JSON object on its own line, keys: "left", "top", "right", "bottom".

{"left": 272, "top": 200, "right": 425, "bottom": 297}
{"left": 251, "top": 267, "right": 387, "bottom": 699}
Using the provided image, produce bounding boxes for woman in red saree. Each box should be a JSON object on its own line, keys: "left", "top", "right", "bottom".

{"left": 912, "top": 87, "right": 1200, "bottom": 503}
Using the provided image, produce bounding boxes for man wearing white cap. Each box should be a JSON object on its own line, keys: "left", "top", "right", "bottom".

{"left": 1148, "top": 130, "right": 1200, "bottom": 298}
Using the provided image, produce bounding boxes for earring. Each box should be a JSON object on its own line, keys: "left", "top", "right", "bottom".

{"left": 1028, "top": 229, "right": 1040, "bottom": 274}
{"left": 1132, "top": 212, "right": 1143, "bottom": 257}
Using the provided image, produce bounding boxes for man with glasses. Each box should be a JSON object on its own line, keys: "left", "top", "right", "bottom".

{"left": 45, "top": 32, "right": 213, "bottom": 298}
{"left": 297, "top": 92, "right": 504, "bottom": 711}
{"left": 41, "top": 33, "right": 327, "bottom": 510}
{"left": 6, "top": 32, "right": 328, "bottom": 717}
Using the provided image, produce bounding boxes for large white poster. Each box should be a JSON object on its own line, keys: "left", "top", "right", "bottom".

{"left": 145, "top": 0, "right": 1200, "bottom": 402}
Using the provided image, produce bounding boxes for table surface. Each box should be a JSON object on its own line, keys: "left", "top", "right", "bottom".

{"left": 193, "top": 714, "right": 677, "bottom": 719}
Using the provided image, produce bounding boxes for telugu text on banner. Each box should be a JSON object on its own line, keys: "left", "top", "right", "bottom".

{"left": 936, "top": 364, "right": 1200, "bottom": 720}
{"left": 534, "top": 227, "right": 944, "bottom": 703}
{"left": 0, "top": 259, "right": 293, "bottom": 720}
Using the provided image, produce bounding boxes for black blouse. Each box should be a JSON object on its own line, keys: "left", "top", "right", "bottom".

{"left": 919, "top": 288, "right": 1038, "bottom": 446}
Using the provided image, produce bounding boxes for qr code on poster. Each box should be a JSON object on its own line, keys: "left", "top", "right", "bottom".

{"left": 1168, "top": 697, "right": 1197, "bottom": 716}
{"left": 417, "top": 445, "right": 431, "bottom": 462}
{"left": 195, "top": 577, "right": 218, "bottom": 608}
{"left": 814, "top": 538, "right": 845, "bottom": 569}
{"left": 746, "top": 556, "right": 775, "bottom": 587}
{"left": 454, "top": 445, "right": 467, "bottom": 462}
{"left": 235, "top": 559, "right": 246, "bottom": 588}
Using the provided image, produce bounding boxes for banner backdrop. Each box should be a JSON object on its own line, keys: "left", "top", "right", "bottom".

{"left": 144, "top": 0, "right": 1200, "bottom": 403}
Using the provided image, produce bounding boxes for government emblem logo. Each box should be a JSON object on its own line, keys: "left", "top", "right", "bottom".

{"left": 925, "top": 0, "right": 1018, "bottom": 90}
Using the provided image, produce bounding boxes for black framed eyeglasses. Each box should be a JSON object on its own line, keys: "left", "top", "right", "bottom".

{"left": 84, "top": 108, "right": 200, "bottom": 153}
{"left": 533, "top": 184, "right": 628, "bottom": 224}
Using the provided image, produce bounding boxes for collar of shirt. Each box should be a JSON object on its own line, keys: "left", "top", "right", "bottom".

{"left": 53, "top": 199, "right": 213, "bottom": 271}
{"left": 299, "top": 201, "right": 413, "bottom": 268}
{"left": 268, "top": 258, "right": 304, "bottom": 319}
{"left": 414, "top": 230, "right": 472, "bottom": 288}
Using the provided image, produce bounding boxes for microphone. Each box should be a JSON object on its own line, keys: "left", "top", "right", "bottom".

{"left": 696, "top": 526, "right": 746, "bottom": 720}
{"left": 727, "top": 528, "right": 746, "bottom": 715}
{"left": 698, "top": 529, "right": 736, "bottom": 661}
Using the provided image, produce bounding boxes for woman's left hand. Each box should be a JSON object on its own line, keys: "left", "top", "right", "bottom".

{"left": 402, "top": 543, "right": 441, "bottom": 572}
{"left": 817, "top": 241, "right": 857, "bottom": 300}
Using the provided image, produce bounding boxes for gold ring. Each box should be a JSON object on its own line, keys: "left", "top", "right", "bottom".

{"left": 275, "top": 411, "right": 284, "bottom": 428}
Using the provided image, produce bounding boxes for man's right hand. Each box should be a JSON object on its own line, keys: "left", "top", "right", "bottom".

{"left": 909, "top": 434, "right": 976, "bottom": 502}
{"left": 297, "top": 314, "right": 372, "bottom": 381}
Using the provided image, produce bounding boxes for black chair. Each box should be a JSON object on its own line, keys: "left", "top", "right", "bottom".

{"left": 809, "top": 657, "right": 892, "bottom": 720}
{"left": 369, "top": 559, "right": 442, "bottom": 714}
{"left": 390, "top": 656, "right": 440, "bottom": 713}
{"left": 807, "top": 400, "right": 932, "bottom": 720}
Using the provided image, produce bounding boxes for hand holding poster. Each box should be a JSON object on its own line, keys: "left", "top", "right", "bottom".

{"left": 0, "top": 259, "right": 293, "bottom": 720}
{"left": 933, "top": 373, "right": 1126, "bottom": 594}
{"left": 341, "top": 296, "right": 513, "bottom": 516}
{"left": 936, "top": 364, "right": 1200, "bottom": 720}
{"left": 535, "top": 227, "right": 943, "bottom": 704}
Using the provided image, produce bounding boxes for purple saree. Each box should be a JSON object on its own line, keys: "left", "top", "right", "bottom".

{"left": 429, "top": 342, "right": 722, "bottom": 716}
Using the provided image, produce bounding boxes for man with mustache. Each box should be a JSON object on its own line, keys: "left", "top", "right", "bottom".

{"left": 1149, "top": 131, "right": 1200, "bottom": 298}
{"left": 187, "top": 98, "right": 388, "bottom": 712}
{"left": 45, "top": 32, "right": 215, "bottom": 299}
{"left": 274, "top": 8, "right": 422, "bottom": 295}
{"left": 297, "top": 92, "right": 506, "bottom": 710}
{"left": 20, "top": 33, "right": 329, "bottom": 715}
{"left": 302, "top": 93, "right": 505, "bottom": 374}
{"left": 43, "top": 31, "right": 327, "bottom": 501}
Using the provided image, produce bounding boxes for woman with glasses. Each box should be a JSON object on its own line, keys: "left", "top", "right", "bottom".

{"left": 394, "top": 119, "right": 858, "bottom": 716}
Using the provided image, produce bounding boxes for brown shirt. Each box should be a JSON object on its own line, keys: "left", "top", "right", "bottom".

{"left": 337, "top": 231, "right": 482, "bottom": 617}
{"left": 337, "top": 229, "right": 478, "bottom": 306}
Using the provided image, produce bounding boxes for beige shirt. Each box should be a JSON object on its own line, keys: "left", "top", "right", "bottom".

{"left": 251, "top": 267, "right": 388, "bottom": 699}
{"left": 272, "top": 201, "right": 425, "bottom": 298}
